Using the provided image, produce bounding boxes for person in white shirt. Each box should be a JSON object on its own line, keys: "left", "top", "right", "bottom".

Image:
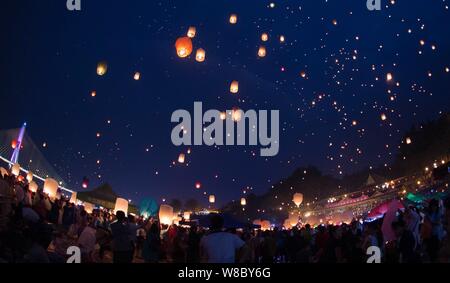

{"left": 200, "top": 214, "right": 245, "bottom": 263}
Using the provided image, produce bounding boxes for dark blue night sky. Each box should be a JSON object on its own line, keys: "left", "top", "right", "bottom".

{"left": 1, "top": 0, "right": 449, "bottom": 206}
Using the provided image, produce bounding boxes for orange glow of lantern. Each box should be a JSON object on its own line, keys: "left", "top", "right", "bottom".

{"left": 258, "top": 46, "right": 266, "bottom": 57}
{"left": 261, "top": 33, "right": 268, "bottom": 41}
{"left": 114, "top": 198, "right": 129, "bottom": 215}
{"left": 159, "top": 204, "right": 174, "bottom": 225}
{"left": 240, "top": 198, "right": 246, "bottom": 206}
{"left": 292, "top": 193, "right": 303, "bottom": 207}
{"left": 44, "top": 178, "right": 58, "bottom": 199}
{"left": 26, "top": 171, "right": 33, "bottom": 182}
{"left": 187, "top": 26, "right": 196, "bottom": 38}
{"left": 28, "top": 181, "right": 38, "bottom": 193}
{"left": 134, "top": 72, "right": 141, "bottom": 81}
{"left": 11, "top": 163, "right": 20, "bottom": 176}
{"left": 69, "top": 192, "right": 77, "bottom": 203}
{"left": 261, "top": 220, "right": 271, "bottom": 231}
{"left": 230, "top": 80, "right": 239, "bottom": 94}
{"left": 96, "top": 61, "right": 108, "bottom": 76}
{"left": 11, "top": 140, "right": 17, "bottom": 149}
{"left": 229, "top": 14, "right": 237, "bottom": 24}
{"left": 183, "top": 211, "right": 191, "bottom": 220}
{"left": 175, "top": 36, "right": 193, "bottom": 58}
{"left": 178, "top": 153, "right": 185, "bottom": 163}
{"left": 406, "top": 137, "right": 412, "bottom": 145}
{"left": 209, "top": 195, "right": 215, "bottom": 204}
{"left": 195, "top": 48, "right": 206, "bottom": 62}
{"left": 279, "top": 35, "right": 285, "bottom": 43}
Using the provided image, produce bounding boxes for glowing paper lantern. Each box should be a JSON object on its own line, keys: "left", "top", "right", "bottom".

{"left": 261, "top": 220, "right": 271, "bottom": 231}
{"left": 0, "top": 167, "right": 8, "bottom": 177}
{"left": 386, "top": 73, "right": 393, "bottom": 82}
{"left": 69, "top": 192, "right": 77, "bottom": 203}
{"left": 258, "top": 46, "right": 266, "bottom": 57}
{"left": 187, "top": 26, "right": 196, "bottom": 38}
{"left": 28, "top": 181, "right": 38, "bottom": 193}
{"left": 261, "top": 33, "right": 268, "bottom": 42}
{"left": 240, "top": 198, "right": 246, "bottom": 206}
{"left": 11, "top": 140, "right": 17, "bottom": 149}
{"left": 11, "top": 163, "right": 20, "bottom": 176}
{"left": 26, "top": 171, "right": 33, "bottom": 182}
{"left": 43, "top": 178, "right": 58, "bottom": 199}
{"left": 114, "top": 198, "right": 129, "bottom": 215}
{"left": 381, "top": 113, "right": 387, "bottom": 121}
{"left": 292, "top": 193, "right": 303, "bottom": 207}
{"left": 84, "top": 202, "right": 94, "bottom": 214}
{"left": 230, "top": 80, "right": 239, "bottom": 94}
{"left": 195, "top": 48, "right": 206, "bottom": 62}
{"left": 134, "top": 72, "right": 141, "bottom": 81}
{"left": 288, "top": 213, "right": 298, "bottom": 227}
{"left": 219, "top": 112, "right": 226, "bottom": 120}
{"left": 159, "top": 204, "right": 174, "bottom": 225}
{"left": 406, "top": 137, "right": 412, "bottom": 145}
{"left": 229, "top": 14, "right": 237, "bottom": 24}
{"left": 175, "top": 36, "right": 193, "bottom": 58}
{"left": 96, "top": 61, "right": 108, "bottom": 76}
{"left": 195, "top": 182, "right": 201, "bottom": 189}
{"left": 209, "top": 195, "right": 215, "bottom": 204}
{"left": 279, "top": 35, "right": 285, "bottom": 43}
{"left": 178, "top": 153, "right": 185, "bottom": 163}
{"left": 183, "top": 211, "right": 191, "bottom": 220}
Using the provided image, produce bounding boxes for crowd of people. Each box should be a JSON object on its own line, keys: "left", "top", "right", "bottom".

{"left": 1, "top": 168, "right": 450, "bottom": 263}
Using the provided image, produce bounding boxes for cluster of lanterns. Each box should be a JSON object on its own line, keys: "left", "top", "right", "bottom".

{"left": 175, "top": 26, "right": 206, "bottom": 63}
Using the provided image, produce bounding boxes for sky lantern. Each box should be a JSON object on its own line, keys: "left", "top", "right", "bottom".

{"left": 69, "top": 192, "right": 77, "bottom": 203}
{"left": 133, "top": 72, "right": 141, "bottom": 81}
{"left": 84, "top": 202, "right": 94, "bottom": 214}
{"left": 332, "top": 19, "right": 338, "bottom": 26}
{"left": 96, "top": 61, "right": 108, "bottom": 76}
{"left": 258, "top": 46, "right": 266, "bottom": 57}
{"left": 28, "top": 181, "right": 38, "bottom": 193}
{"left": 26, "top": 171, "right": 33, "bottom": 182}
{"left": 209, "top": 195, "right": 215, "bottom": 204}
{"left": 230, "top": 81, "right": 239, "bottom": 94}
{"left": 17, "top": 175, "right": 25, "bottom": 182}
{"left": 386, "top": 73, "right": 393, "bottom": 82}
{"left": 159, "top": 204, "right": 174, "bottom": 225}
{"left": 381, "top": 113, "right": 387, "bottom": 121}
{"left": 195, "top": 48, "right": 206, "bottom": 62}
{"left": 175, "top": 36, "right": 193, "bottom": 58}
{"left": 187, "top": 26, "right": 196, "bottom": 38}
{"left": 82, "top": 177, "right": 89, "bottom": 189}
{"left": 292, "top": 193, "right": 303, "bottom": 207}
{"left": 178, "top": 153, "right": 185, "bottom": 163}
{"left": 11, "top": 140, "right": 17, "bottom": 149}
{"left": 195, "top": 182, "right": 202, "bottom": 189}
{"left": 300, "top": 71, "right": 306, "bottom": 78}
{"left": 183, "top": 211, "right": 191, "bottom": 220}
{"left": 229, "top": 14, "right": 237, "bottom": 24}
{"left": 43, "top": 178, "right": 58, "bottom": 199}
{"left": 261, "top": 33, "right": 268, "bottom": 41}
{"left": 114, "top": 198, "right": 129, "bottom": 215}
{"left": 288, "top": 213, "right": 299, "bottom": 227}
{"left": 406, "top": 137, "right": 412, "bottom": 145}
{"left": 91, "top": 91, "right": 97, "bottom": 97}
{"left": 11, "top": 163, "right": 20, "bottom": 176}
{"left": 279, "top": 35, "right": 285, "bottom": 43}
{"left": 240, "top": 197, "right": 246, "bottom": 206}
{"left": 0, "top": 167, "right": 8, "bottom": 177}
{"left": 219, "top": 112, "right": 226, "bottom": 120}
